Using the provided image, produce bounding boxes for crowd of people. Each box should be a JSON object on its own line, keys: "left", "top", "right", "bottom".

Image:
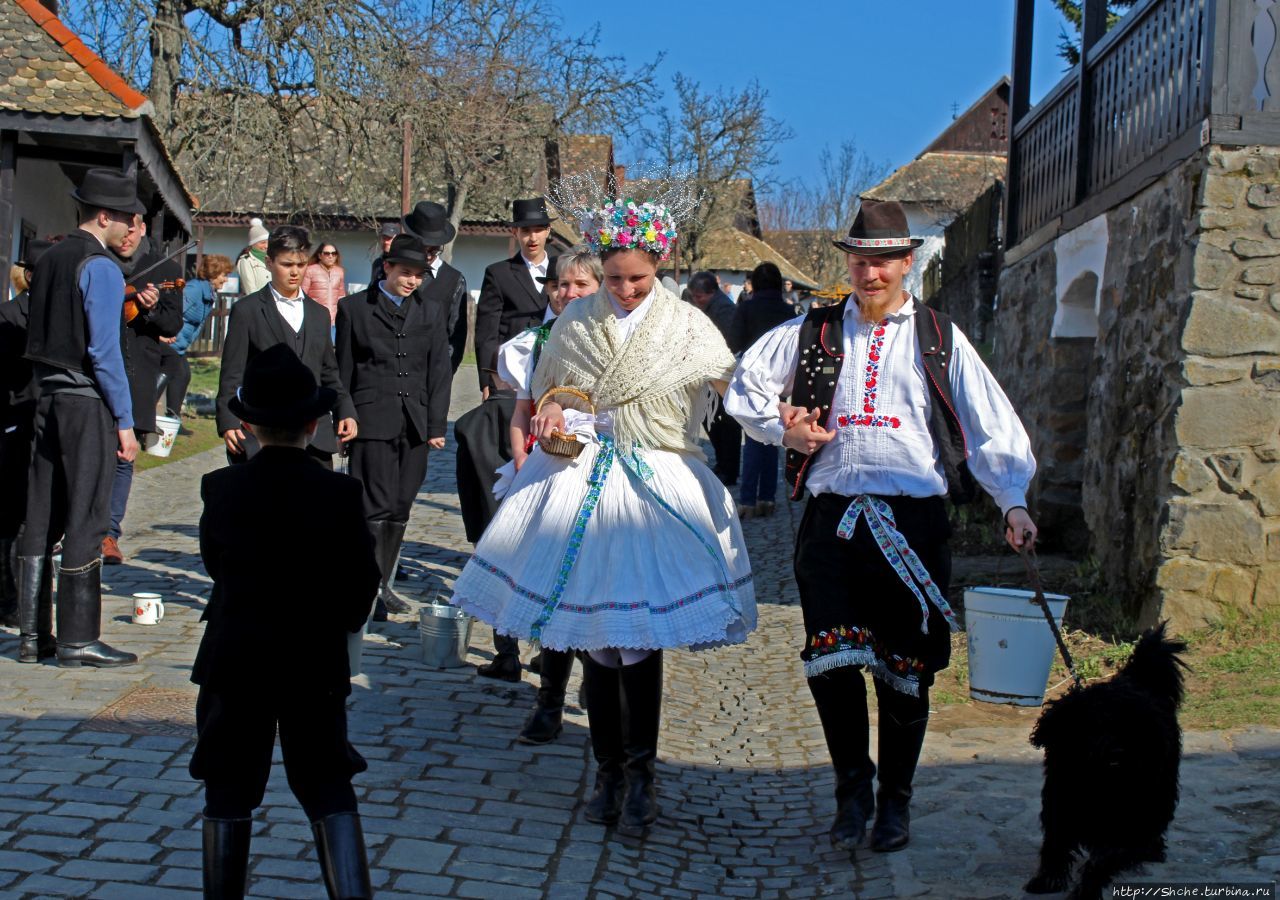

{"left": 0, "top": 165, "right": 1039, "bottom": 899}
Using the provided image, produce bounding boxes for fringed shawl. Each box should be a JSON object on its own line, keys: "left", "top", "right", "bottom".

{"left": 531, "top": 282, "right": 736, "bottom": 456}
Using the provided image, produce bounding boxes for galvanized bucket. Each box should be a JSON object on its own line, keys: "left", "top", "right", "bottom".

{"left": 347, "top": 621, "right": 367, "bottom": 677}
{"left": 419, "top": 600, "right": 473, "bottom": 669}
{"left": 966, "top": 587, "right": 1070, "bottom": 706}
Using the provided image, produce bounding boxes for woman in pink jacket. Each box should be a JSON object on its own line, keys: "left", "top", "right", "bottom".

{"left": 301, "top": 243, "right": 347, "bottom": 326}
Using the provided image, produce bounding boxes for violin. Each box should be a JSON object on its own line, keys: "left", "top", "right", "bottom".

{"left": 123, "top": 279, "right": 185, "bottom": 324}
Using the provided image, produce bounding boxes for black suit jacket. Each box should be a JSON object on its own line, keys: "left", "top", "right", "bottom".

{"left": 193, "top": 446, "right": 379, "bottom": 694}
{"left": 122, "top": 287, "right": 182, "bottom": 432}
{"left": 473, "top": 253, "right": 556, "bottom": 392}
{"left": 216, "top": 286, "right": 355, "bottom": 454}
{"left": 335, "top": 285, "right": 451, "bottom": 442}
{"left": 727, "top": 288, "right": 799, "bottom": 354}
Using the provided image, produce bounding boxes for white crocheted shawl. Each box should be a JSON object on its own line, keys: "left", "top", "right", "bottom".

{"left": 531, "top": 281, "right": 736, "bottom": 456}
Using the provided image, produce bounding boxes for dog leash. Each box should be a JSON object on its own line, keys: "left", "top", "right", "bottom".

{"left": 1018, "top": 533, "right": 1083, "bottom": 689}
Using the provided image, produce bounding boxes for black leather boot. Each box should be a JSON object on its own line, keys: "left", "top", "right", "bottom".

{"left": 55, "top": 560, "right": 138, "bottom": 668}
{"left": 202, "top": 815, "right": 251, "bottom": 899}
{"left": 582, "top": 654, "right": 625, "bottom": 824}
{"left": 808, "top": 666, "right": 876, "bottom": 850}
{"left": 870, "top": 679, "right": 929, "bottom": 853}
{"left": 476, "top": 632, "right": 521, "bottom": 682}
{"left": 17, "top": 555, "right": 54, "bottom": 663}
{"left": 0, "top": 538, "right": 17, "bottom": 627}
{"left": 518, "top": 648, "right": 575, "bottom": 745}
{"left": 371, "top": 520, "right": 412, "bottom": 614}
{"left": 311, "top": 812, "right": 373, "bottom": 900}
{"left": 618, "top": 651, "right": 662, "bottom": 837}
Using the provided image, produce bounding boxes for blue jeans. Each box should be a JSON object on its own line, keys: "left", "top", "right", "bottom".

{"left": 109, "top": 458, "right": 133, "bottom": 539}
{"left": 739, "top": 437, "right": 778, "bottom": 506}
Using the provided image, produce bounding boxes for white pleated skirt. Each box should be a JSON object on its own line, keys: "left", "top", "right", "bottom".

{"left": 451, "top": 436, "right": 756, "bottom": 652}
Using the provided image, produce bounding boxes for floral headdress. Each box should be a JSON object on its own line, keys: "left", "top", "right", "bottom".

{"left": 547, "top": 168, "right": 702, "bottom": 262}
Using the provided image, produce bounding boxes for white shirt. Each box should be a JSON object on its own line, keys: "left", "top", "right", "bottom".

{"left": 377, "top": 280, "right": 406, "bottom": 309}
{"left": 522, "top": 253, "right": 548, "bottom": 291}
{"left": 269, "top": 284, "right": 305, "bottom": 332}
{"left": 725, "top": 296, "right": 1036, "bottom": 515}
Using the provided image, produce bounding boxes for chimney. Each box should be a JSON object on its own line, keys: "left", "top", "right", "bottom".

{"left": 613, "top": 164, "right": 627, "bottom": 190}
{"left": 39, "top": 0, "right": 57, "bottom": 14}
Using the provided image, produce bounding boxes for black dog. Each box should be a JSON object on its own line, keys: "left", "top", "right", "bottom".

{"left": 1025, "top": 623, "right": 1188, "bottom": 900}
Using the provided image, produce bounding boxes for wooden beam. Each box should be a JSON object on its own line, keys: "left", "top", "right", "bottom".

{"left": 1073, "top": 0, "right": 1106, "bottom": 204}
{"left": 1007, "top": 0, "right": 1035, "bottom": 250}
{"left": 0, "top": 131, "right": 15, "bottom": 300}
{"left": 14, "top": 144, "right": 119, "bottom": 168}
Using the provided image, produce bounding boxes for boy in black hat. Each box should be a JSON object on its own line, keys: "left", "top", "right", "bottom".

{"left": 217, "top": 224, "right": 357, "bottom": 467}
{"left": 369, "top": 221, "right": 399, "bottom": 288}
{"left": 17, "top": 168, "right": 146, "bottom": 668}
{"left": 401, "top": 200, "right": 470, "bottom": 372}
{"left": 336, "top": 234, "right": 452, "bottom": 621}
{"left": 192, "top": 343, "right": 380, "bottom": 900}
{"left": 463, "top": 197, "right": 558, "bottom": 680}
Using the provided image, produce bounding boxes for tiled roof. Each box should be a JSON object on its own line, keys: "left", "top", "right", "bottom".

{"left": 680, "top": 227, "right": 818, "bottom": 289}
{"left": 861, "top": 152, "right": 1007, "bottom": 211}
{"left": 0, "top": 0, "right": 149, "bottom": 117}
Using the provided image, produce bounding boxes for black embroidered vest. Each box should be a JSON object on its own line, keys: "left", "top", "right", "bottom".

{"left": 784, "top": 297, "right": 976, "bottom": 504}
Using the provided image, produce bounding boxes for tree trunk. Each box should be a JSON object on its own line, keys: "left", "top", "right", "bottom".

{"left": 147, "top": 0, "right": 185, "bottom": 132}
{"left": 442, "top": 179, "right": 469, "bottom": 264}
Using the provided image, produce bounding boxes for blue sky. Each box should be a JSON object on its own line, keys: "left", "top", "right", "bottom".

{"left": 555, "top": 0, "right": 1075, "bottom": 186}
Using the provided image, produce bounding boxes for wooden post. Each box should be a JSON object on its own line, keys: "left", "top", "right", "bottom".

{"left": 1006, "top": 0, "right": 1035, "bottom": 247}
{"left": 401, "top": 118, "right": 413, "bottom": 216}
{"left": 1073, "top": 0, "right": 1108, "bottom": 203}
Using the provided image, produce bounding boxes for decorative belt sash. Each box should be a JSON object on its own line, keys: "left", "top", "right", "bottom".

{"left": 836, "top": 495, "right": 959, "bottom": 634}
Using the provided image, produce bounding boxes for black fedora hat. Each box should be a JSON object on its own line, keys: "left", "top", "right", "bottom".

{"left": 511, "top": 197, "right": 554, "bottom": 228}
{"left": 17, "top": 238, "right": 54, "bottom": 270}
{"left": 402, "top": 201, "right": 456, "bottom": 246}
{"left": 228, "top": 344, "right": 337, "bottom": 427}
{"left": 70, "top": 168, "right": 145, "bottom": 216}
{"left": 383, "top": 234, "right": 429, "bottom": 269}
{"left": 832, "top": 200, "right": 924, "bottom": 256}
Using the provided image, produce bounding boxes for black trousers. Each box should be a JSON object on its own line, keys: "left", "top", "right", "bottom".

{"left": 708, "top": 409, "right": 741, "bottom": 483}
{"left": 17, "top": 393, "right": 114, "bottom": 567}
{"left": 454, "top": 394, "right": 515, "bottom": 543}
{"left": 348, "top": 418, "right": 431, "bottom": 523}
{"left": 190, "top": 687, "right": 365, "bottom": 821}
{"left": 0, "top": 408, "right": 34, "bottom": 540}
{"left": 157, "top": 345, "right": 190, "bottom": 417}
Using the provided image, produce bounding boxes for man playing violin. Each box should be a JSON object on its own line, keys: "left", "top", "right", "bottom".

{"left": 17, "top": 167, "right": 150, "bottom": 668}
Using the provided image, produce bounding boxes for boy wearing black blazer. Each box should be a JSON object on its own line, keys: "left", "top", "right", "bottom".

{"left": 192, "top": 344, "right": 380, "bottom": 899}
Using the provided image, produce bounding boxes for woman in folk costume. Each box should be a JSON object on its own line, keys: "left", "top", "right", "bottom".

{"left": 451, "top": 193, "right": 756, "bottom": 836}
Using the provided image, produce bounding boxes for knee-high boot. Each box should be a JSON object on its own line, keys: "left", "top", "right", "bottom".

{"left": 16, "top": 555, "right": 54, "bottom": 663}
{"left": 202, "top": 816, "right": 251, "bottom": 899}
{"left": 808, "top": 665, "right": 876, "bottom": 850}
{"left": 518, "top": 648, "right": 574, "bottom": 745}
{"left": 582, "top": 654, "right": 625, "bottom": 824}
{"left": 311, "top": 812, "right": 373, "bottom": 900}
{"left": 618, "top": 651, "right": 662, "bottom": 836}
{"left": 370, "top": 520, "right": 411, "bottom": 617}
{"left": 55, "top": 560, "right": 137, "bottom": 668}
{"left": 870, "top": 678, "right": 929, "bottom": 853}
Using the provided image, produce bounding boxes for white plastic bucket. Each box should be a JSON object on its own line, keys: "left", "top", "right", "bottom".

{"left": 348, "top": 621, "right": 367, "bottom": 677}
{"left": 145, "top": 415, "right": 182, "bottom": 458}
{"left": 419, "top": 601, "right": 473, "bottom": 668}
{"left": 966, "top": 587, "right": 1070, "bottom": 706}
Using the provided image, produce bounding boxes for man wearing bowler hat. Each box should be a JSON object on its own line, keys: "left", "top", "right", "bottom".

{"left": 336, "top": 234, "right": 452, "bottom": 622}
{"left": 17, "top": 168, "right": 146, "bottom": 668}
{"left": 192, "top": 344, "right": 379, "bottom": 899}
{"left": 462, "top": 197, "right": 558, "bottom": 681}
{"left": 726, "top": 199, "right": 1038, "bottom": 855}
{"left": 401, "top": 201, "right": 470, "bottom": 373}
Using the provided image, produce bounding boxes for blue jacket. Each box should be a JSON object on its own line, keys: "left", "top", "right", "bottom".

{"left": 173, "top": 279, "right": 216, "bottom": 354}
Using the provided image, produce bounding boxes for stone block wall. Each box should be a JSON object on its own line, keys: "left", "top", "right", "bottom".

{"left": 995, "top": 146, "right": 1280, "bottom": 631}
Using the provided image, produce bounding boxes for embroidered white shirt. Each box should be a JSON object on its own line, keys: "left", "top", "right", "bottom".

{"left": 497, "top": 329, "right": 540, "bottom": 400}
{"left": 269, "top": 284, "right": 305, "bottom": 333}
{"left": 725, "top": 296, "right": 1036, "bottom": 515}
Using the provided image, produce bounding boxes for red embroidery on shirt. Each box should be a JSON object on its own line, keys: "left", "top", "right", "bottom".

{"left": 836, "top": 319, "right": 901, "bottom": 430}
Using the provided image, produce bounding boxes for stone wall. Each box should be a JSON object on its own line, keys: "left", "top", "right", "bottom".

{"left": 995, "top": 146, "right": 1280, "bottom": 632}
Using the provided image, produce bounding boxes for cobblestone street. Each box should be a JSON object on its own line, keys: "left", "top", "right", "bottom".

{"left": 0, "top": 367, "right": 1274, "bottom": 898}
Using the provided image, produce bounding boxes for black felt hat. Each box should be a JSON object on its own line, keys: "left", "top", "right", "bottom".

{"left": 383, "top": 234, "right": 429, "bottom": 268}
{"left": 228, "top": 344, "right": 336, "bottom": 427}
{"left": 70, "top": 168, "right": 145, "bottom": 216}
{"left": 17, "top": 239, "right": 54, "bottom": 270}
{"left": 511, "top": 197, "right": 554, "bottom": 228}
{"left": 832, "top": 200, "right": 924, "bottom": 256}
{"left": 402, "top": 201, "right": 456, "bottom": 246}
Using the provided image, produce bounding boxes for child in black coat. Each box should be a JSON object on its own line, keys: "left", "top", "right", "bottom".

{"left": 190, "top": 344, "right": 380, "bottom": 899}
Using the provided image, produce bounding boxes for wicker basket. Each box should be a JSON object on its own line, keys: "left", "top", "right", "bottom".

{"left": 535, "top": 386, "right": 594, "bottom": 458}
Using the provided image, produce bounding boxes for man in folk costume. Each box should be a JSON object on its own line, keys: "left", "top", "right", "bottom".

{"left": 17, "top": 169, "right": 146, "bottom": 667}
{"left": 335, "top": 235, "right": 452, "bottom": 622}
{"left": 726, "top": 200, "right": 1037, "bottom": 853}
{"left": 459, "top": 197, "right": 558, "bottom": 681}
{"left": 217, "top": 225, "right": 357, "bottom": 468}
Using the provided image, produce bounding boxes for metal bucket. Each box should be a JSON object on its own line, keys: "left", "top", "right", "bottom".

{"left": 419, "top": 601, "right": 473, "bottom": 669}
{"left": 966, "top": 587, "right": 1070, "bottom": 706}
{"left": 347, "top": 621, "right": 367, "bottom": 677}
